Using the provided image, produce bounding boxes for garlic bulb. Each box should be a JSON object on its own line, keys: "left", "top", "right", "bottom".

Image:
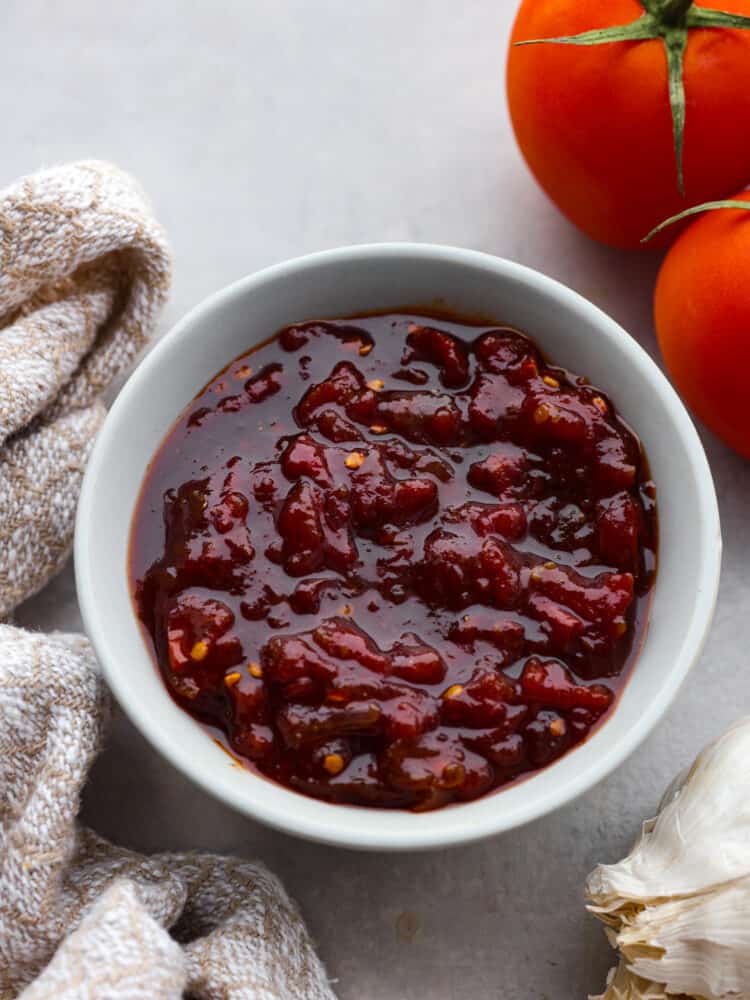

{"left": 587, "top": 716, "right": 750, "bottom": 1000}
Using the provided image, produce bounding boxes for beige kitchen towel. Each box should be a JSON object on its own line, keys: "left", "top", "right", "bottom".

{"left": 0, "top": 160, "right": 172, "bottom": 618}
{"left": 0, "top": 162, "right": 336, "bottom": 999}
{"left": 0, "top": 626, "right": 336, "bottom": 1000}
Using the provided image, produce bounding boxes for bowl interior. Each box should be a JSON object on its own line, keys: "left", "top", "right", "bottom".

{"left": 75, "top": 244, "right": 721, "bottom": 850}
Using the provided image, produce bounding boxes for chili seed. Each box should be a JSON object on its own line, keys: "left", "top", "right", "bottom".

{"left": 441, "top": 763, "right": 466, "bottom": 788}
{"left": 190, "top": 640, "right": 209, "bottom": 661}
{"left": 443, "top": 684, "right": 464, "bottom": 700}
{"left": 323, "top": 753, "right": 345, "bottom": 776}
{"left": 345, "top": 452, "right": 365, "bottom": 470}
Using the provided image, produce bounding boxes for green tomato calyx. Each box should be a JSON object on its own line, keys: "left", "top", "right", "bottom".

{"left": 642, "top": 198, "right": 750, "bottom": 242}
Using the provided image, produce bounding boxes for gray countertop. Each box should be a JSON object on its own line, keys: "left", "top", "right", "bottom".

{"left": 9, "top": 2, "right": 750, "bottom": 997}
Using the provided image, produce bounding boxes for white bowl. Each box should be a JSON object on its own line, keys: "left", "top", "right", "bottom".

{"left": 75, "top": 244, "right": 721, "bottom": 851}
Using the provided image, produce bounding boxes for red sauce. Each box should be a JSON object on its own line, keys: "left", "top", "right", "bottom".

{"left": 130, "top": 312, "right": 657, "bottom": 811}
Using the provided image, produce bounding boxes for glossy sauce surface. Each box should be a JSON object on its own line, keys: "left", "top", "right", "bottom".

{"left": 131, "top": 313, "right": 657, "bottom": 810}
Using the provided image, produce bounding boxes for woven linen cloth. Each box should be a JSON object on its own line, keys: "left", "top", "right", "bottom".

{"left": 0, "top": 163, "right": 337, "bottom": 999}
{"left": 0, "top": 160, "right": 172, "bottom": 617}
{"left": 0, "top": 627, "right": 336, "bottom": 1000}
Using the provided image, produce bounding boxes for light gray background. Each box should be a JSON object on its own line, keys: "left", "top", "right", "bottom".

{"left": 7, "top": 2, "right": 748, "bottom": 997}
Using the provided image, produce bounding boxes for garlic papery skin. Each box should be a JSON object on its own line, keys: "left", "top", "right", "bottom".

{"left": 616, "top": 879, "right": 750, "bottom": 998}
{"left": 588, "top": 717, "right": 750, "bottom": 910}
{"left": 586, "top": 716, "right": 750, "bottom": 999}
{"left": 592, "top": 961, "right": 668, "bottom": 1000}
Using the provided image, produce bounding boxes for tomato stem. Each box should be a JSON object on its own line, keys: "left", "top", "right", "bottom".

{"left": 642, "top": 199, "right": 750, "bottom": 242}
{"left": 643, "top": 0, "right": 694, "bottom": 25}
{"left": 514, "top": 3, "right": 750, "bottom": 201}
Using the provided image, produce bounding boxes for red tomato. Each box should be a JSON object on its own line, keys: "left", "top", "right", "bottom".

{"left": 507, "top": 0, "right": 750, "bottom": 249}
{"left": 655, "top": 192, "right": 750, "bottom": 459}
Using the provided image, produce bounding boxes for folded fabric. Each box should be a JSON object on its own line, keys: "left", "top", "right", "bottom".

{"left": 0, "top": 160, "right": 171, "bottom": 618}
{"left": 0, "top": 162, "right": 336, "bottom": 999}
{"left": 0, "top": 626, "right": 336, "bottom": 1000}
